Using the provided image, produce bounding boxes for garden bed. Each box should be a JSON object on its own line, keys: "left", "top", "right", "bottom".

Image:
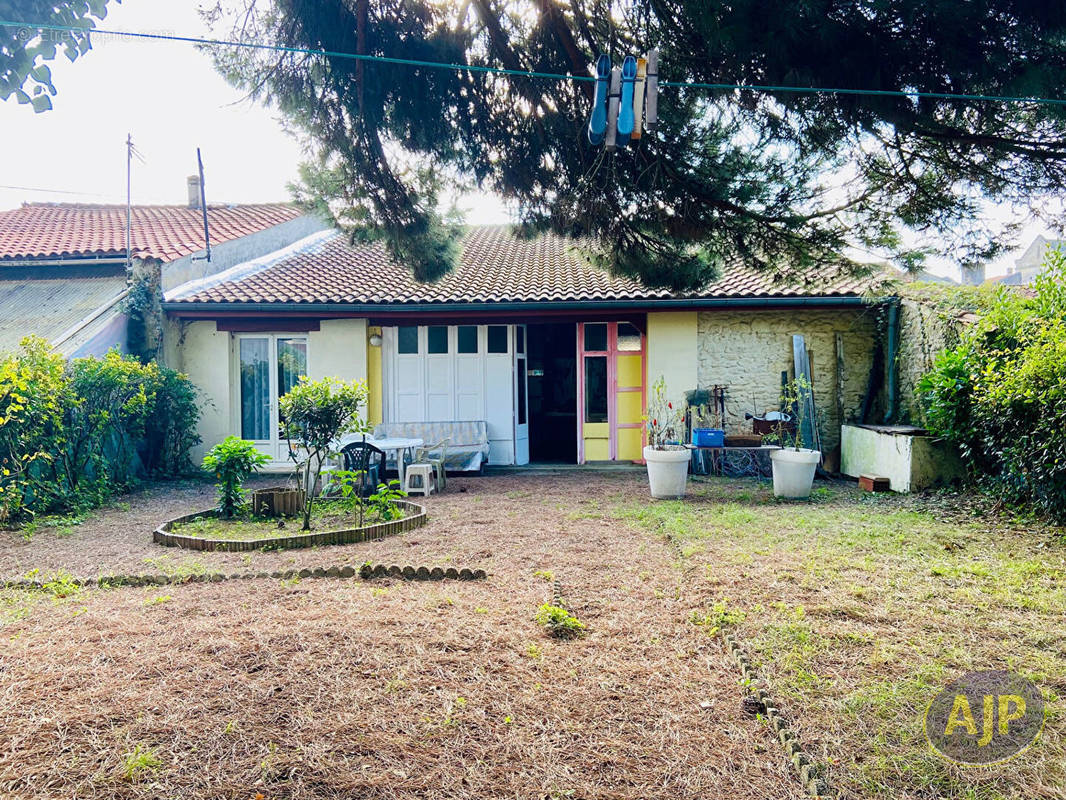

{"left": 153, "top": 498, "right": 426, "bottom": 551}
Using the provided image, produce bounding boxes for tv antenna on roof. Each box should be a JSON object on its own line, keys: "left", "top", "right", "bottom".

{"left": 125, "top": 133, "right": 145, "bottom": 274}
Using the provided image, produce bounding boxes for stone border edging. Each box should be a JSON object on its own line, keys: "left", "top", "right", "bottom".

{"left": 3, "top": 563, "right": 487, "bottom": 591}
{"left": 722, "top": 631, "right": 834, "bottom": 799}
{"left": 152, "top": 499, "right": 427, "bottom": 551}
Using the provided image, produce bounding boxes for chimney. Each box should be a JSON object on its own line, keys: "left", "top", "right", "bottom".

{"left": 960, "top": 263, "right": 986, "bottom": 285}
{"left": 187, "top": 175, "right": 201, "bottom": 209}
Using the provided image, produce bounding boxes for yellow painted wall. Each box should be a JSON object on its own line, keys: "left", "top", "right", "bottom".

{"left": 308, "top": 318, "right": 367, "bottom": 384}
{"left": 178, "top": 318, "right": 370, "bottom": 462}
{"left": 646, "top": 311, "right": 698, "bottom": 405}
{"left": 176, "top": 320, "right": 232, "bottom": 463}
{"left": 367, "top": 326, "right": 383, "bottom": 426}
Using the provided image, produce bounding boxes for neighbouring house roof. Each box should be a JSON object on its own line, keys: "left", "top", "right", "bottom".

{"left": 0, "top": 276, "right": 128, "bottom": 355}
{"left": 0, "top": 202, "right": 302, "bottom": 263}
{"left": 168, "top": 226, "right": 878, "bottom": 308}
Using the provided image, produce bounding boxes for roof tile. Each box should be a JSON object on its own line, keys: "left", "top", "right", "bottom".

{"left": 0, "top": 202, "right": 303, "bottom": 263}
{"left": 175, "top": 226, "right": 875, "bottom": 305}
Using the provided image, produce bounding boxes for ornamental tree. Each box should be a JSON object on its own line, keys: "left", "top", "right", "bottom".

{"left": 278, "top": 376, "right": 368, "bottom": 530}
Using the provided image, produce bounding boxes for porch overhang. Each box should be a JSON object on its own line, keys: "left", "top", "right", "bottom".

{"left": 162, "top": 294, "right": 872, "bottom": 321}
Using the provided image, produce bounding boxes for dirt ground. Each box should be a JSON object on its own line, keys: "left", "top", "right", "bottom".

{"left": 0, "top": 472, "right": 802, "bottom": 800}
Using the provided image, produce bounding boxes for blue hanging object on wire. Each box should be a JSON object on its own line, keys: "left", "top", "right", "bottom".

{"left": 587, "top": 54, "right": 611, "bottom": 145}
{"left": 616, "top": 56, "right": 637, "bottom": 147}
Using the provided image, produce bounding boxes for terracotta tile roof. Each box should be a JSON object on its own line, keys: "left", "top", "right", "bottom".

{"left": 173, "top": 226, "right": 877, "bottom": 305}
{"left": 0, "top": 202, "right": 303, "bottom": 263}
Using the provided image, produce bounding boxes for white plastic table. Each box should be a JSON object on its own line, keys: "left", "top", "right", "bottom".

{"left": 337, "top": 433, "right": 424, "bottom": 486}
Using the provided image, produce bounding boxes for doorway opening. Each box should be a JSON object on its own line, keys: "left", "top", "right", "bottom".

{"left": 527, "top": 322, "right": 577, "bottom": 463}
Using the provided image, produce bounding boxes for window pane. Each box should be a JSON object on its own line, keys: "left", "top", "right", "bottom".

{"left": 240, "top": 338, "right": 270, "bottom": 440}
{"left": 427, "top": 325, "right": 449, "bottom": 354}
{"left": 398, "top": 326, "right": 418, "bottom": 354}
{"left": 584, "top": 323, "right": 608, "bottom": 352}
{"left": 516, "top": 326, "right": 525, "bottom": 353}
{"left": 584, "top": 355, "right": 608, "bottom": 423}
{"left": 487, "top": 325, "right": 508, "bottom": 353}
{"left": 517, "top": 357, "right": 527, "bottom": 424}
{"left": 277, "top": 338, "right": 307, "bottom": 398}
{"left": 617, "top": 322, "right": 641, "bottom": 351}
{"left": 457, "top": 325, "right": 478, "bottom": 353}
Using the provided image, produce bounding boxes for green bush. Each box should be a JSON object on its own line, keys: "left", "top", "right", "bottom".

{"left": 201, "top": 437, "right": 270, "bottom": 518}
{"left": 0, "top": 338, "right": 69, "bottom": 521}
{"left": 141, "top": 366, "right": 201, "bottom": 478}
{"left": 919, "top": 247, "right": 1066, "bottom": 521}
{"left": 0, "top": 339, "right": 201, "bottom": 522}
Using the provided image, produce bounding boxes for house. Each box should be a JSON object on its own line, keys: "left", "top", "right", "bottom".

{"left": 988, "top": 234, "right": 1064, "bottom": 286}
{"left": 0, "top": 180, "right": 327, "bottom": 358}
{"left": 160, "top": 225, "right": 887, "bottom": 468}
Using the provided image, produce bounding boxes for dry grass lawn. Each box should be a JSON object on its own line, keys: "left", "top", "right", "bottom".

{"left": 0, "top": 473, "right": 798, "bottom": 800}
{"left": 1, "top": 472, "right": 1062, "bottom": 799}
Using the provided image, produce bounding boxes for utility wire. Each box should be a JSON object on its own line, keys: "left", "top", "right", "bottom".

{"left": 4, "top": 19, "right": 1066, "bottom": 107}
{"left": 0, "top": 183, "right": 111, "bottom": 197}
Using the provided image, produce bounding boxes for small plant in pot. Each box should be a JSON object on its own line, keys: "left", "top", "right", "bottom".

{"left": 642, "top": 377, "right": 690, "bottom": 499}
{"left": 768, "top": 375, "right": 821, "bottom": 499}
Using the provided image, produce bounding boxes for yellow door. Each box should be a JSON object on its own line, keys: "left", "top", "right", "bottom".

{"left": 578, "top": 321, "right": 645, "bottom": 462}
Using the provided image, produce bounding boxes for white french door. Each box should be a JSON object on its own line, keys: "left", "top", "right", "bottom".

{"left": 513, "top": 324, "right": 529, "bottom": 465}
{"left": 383, "top": 324, "right": 519, "bottom": 465}
{"left": 237, "top": 334, "right": 308, "bottom": 460}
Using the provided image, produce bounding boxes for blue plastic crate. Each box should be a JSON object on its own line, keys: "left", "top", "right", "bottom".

{"left": 692, "top": 428, "right": 725, "bottom": 447}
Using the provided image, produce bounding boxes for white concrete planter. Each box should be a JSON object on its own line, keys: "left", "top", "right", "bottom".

{"left": 770, "top": 448, "right": 821, "bottom": 499}
{"left": 644, "top": 445, "right": 690, "bottom": 499}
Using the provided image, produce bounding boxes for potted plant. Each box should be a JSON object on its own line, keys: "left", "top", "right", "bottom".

{"left": 643, "top": 377, "right": 691, "bottom": 499}
{"left": 768, "top": 375, "right": 821, "bottom": 499}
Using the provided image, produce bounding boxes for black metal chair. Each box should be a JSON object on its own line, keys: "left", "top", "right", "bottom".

{"left": 339, "top": 440, "right": 385, "bottom": 497}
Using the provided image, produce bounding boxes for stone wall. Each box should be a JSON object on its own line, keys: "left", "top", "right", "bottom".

{"left": 895, "top": 299, "right": 966, "bottom": 425}
{"left": 696, "top": 307, "right": 880, "bottom": 462}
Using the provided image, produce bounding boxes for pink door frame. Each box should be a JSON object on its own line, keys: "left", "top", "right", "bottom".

{"left": 576, "top": 321, "right": 647, "bottom": 463}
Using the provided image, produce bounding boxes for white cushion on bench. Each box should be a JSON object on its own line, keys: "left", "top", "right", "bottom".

{"left": 373, "top": 421, "right": 490, "bottom": 472}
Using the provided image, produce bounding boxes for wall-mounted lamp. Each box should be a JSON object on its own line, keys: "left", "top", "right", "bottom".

{"left": 369, "top": 333, "right": 383, "bottom": 347}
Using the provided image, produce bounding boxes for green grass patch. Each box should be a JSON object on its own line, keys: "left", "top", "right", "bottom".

{"left": 614, "top": 477, "right": 1066, "bottom": 800}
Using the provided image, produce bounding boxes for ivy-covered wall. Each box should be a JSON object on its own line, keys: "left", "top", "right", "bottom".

{"left": 895, "top": 299, "right": 967, "bottom": 425}
{"left": 891, "top": 283, "right": 993, "bottom": 427}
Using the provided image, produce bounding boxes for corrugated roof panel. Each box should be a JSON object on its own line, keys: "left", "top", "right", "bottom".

{"left": 0, "top": 277, "right": 128, "bottom": 353}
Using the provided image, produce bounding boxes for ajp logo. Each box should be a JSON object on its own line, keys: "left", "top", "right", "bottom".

{"left": 924, "top": 670, "right": 1044, "bottom": 766}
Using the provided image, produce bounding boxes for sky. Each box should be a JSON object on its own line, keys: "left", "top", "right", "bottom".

{"left": 0, "top": 2, "right": 508, "bottom": 219}
{"left": 0, "top": 1, "right": 1059, "bottom": 280}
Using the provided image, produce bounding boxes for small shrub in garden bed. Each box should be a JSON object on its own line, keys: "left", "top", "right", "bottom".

{"left": 535, "top": 603, "right": 586, "bottom": 638}
{"left": 278, "top": 376, "right": 368, "bottom": 531}
{"left": 201, "top": 437, "right": 270, "bottom": 518}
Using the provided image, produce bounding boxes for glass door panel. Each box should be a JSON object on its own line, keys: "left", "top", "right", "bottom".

{"left": 239, "top": 335, "right": 308, "bottom": 459}
{"left": 240, "top": 337, "right": 271, "bottom": 441}
{"left": 513, "top": 324, "right": 529, "bottom": 465}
